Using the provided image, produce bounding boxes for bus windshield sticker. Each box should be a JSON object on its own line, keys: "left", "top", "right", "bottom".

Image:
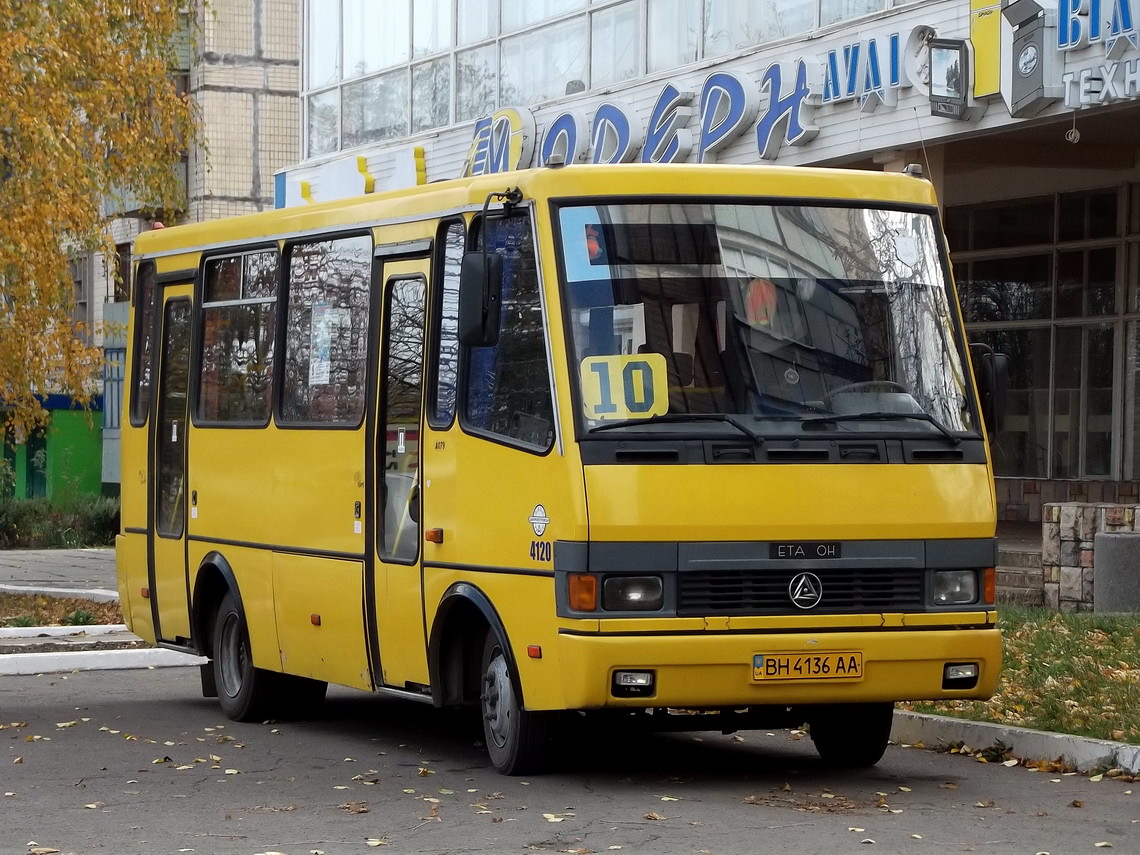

{"left": 580, "top": 354, "right": 669, "bottom": 421}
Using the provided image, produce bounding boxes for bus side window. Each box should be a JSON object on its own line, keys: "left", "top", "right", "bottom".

{"left": 428, "top": 219, "right": 464, "bottom": 428}
{"left": 281, "top": 235, "right": 372, "bottom": 426}
{"left": 130, "top": 261, "right": 157, "bottom": 425}
{"left": 462, "top": 213, "right": 555, "bottom": 450}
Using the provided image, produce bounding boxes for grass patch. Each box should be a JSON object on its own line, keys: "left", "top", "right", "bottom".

{"left": 907, "top": 606, "right": 1140, "bottom": 744}
{"left": 0, "top": 593, "right": 122, "bottom": 628}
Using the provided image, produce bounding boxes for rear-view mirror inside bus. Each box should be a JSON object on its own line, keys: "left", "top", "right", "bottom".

{"left": 458, "top": 250, "right": 502, "bottom": 347}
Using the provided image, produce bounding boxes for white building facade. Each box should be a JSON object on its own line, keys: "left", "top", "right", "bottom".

{"left": 281, "top": 0, "right": 1140, "bottom": 521}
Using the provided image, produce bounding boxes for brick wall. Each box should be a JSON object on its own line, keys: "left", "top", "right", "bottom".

{"left": 1041, "top": 503, "right": 1140, "bottom": 612}
{"left": 996, "top": 479, "right": 1140, "bottom": 523}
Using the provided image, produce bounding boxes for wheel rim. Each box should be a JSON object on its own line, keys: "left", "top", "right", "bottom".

{"left": 217, "top": 611, "right": 248, "bottom": 699}
{"left": 482, "top": 649, "right": 514, "bottom": 750}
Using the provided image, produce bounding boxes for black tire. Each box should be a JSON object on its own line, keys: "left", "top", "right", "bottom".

{"left": 479, "top": 631, "right": 557, "bottom": 775}
{"left": 213, "top": 591, "right": 282, "bottom": 722}
{"left": 807, "top": 702, "right": 894, "bottom": 768}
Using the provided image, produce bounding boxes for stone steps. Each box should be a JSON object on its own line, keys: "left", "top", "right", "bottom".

{"left": 997, "top": 547, "right": 1043, "bottom": 607}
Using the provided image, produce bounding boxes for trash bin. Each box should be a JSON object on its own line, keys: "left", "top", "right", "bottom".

{"left": 1093, "top": 532, "right": 1140, "bottom": 613}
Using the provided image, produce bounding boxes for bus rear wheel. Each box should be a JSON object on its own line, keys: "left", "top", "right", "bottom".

{"left": 480, "top": 632, "right": 556, "bottom": 775}
{"left": 807, "top": 702, "right": 894, "bottom": 767}
{"left": 213, "top": 591, "right": 280, "bottom": 722}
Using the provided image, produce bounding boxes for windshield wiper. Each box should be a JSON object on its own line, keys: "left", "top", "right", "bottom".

{"left": 801, "top": 411, "right": 961, "bottom": 445}
{"left": 589, "top": 413, "right": 764, "bottom": 444}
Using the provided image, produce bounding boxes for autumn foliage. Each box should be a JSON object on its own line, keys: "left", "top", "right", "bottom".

{"left": 0, "top": 1, "right": 196, "bottom": 436}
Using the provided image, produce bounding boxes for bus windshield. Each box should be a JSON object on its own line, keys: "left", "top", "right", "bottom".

{"left": 556, "top": 201, "right": 977, "bottom": 439}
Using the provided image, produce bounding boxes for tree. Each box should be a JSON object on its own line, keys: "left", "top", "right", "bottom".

{"left": 0, "top": 1, "right": 196, "bottom": 437}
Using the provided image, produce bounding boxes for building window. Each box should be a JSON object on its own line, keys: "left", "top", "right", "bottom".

{"left": 591, "top": 2, "right": 639, "bottom": 88}
{"left": 950, "top": 185, "right": 1139, "bottom": 481}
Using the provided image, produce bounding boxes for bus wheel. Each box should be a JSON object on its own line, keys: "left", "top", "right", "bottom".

{"left": 214, "top": 591, "right": 277, "bottom": 722}
{"left": 807, "top": 702, "right": 894, "bottom": 767}
{"left": 480, "top": 632, "right": 554, "bottom": 775}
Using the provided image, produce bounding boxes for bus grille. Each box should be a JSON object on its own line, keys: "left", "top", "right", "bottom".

{"left": 676, "top": 568, "right": 925, "bottom": 615}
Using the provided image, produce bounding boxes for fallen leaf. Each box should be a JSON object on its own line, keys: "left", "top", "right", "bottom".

{"left": 55, "top": 721, "right": 78, "bottom": 729}
{"left": 660, "top": 796, "right": 680, "bottom": 801}
{"left": 29, "top": 848, "right": 60, "bottom": 855}
{"left": 417, "top": 767, "right": 435, "bottom": 776}
{"left": 83, "top": 801, "right": 106, "bottom": 809}
{"left": 402, "top": 788, "right": 416, "bottom": 794}
{"left": 644, "top": 812, "right": 666, "bottom": 821}
{"left": 224, "top": 769, "right": 240, "bottom": 775}
{"left": 861, "top": 839, "right": 875, "bottom": 845}
{"left": 940, "top": 781, "right": 958, "bottom": 789}
{"left": 333, "top": 785, "right": 350, "bottom": 790}
{"left": 344, "top": 757, "right": 356, "bottom": 762}
{"left": 13, "top": 758, "right": 23, "bottom": 764}
{"left": 365, "top": 838, "right": 391, "bottom": 847}
{"left": 975, "top": 799, "right": 995, "bottom": 808}
{"left": 1094, "top": 844, "right": 1113, "bottom": 849}
{"left": 340, "top": 801, "right": 369, "bottom": 814}
{"left": 848, "top": 827, "right": 866, "bottom": 833}
{"left": 439, "top": 788, "right": 455, "bottom": 795}
{"left": 1071, "top": 800, "right": 1084, "bottom": 808}
{"left": 1090, "top": 774, "right": 1104, "bottom": 782}
{"left": 543, "top": 814, "right": 566, "bottom": 822}
{"left": 897, "top": 786, "right": 912, "bottom": 792}
{"left": 1003, "top": 759, "right": 1019, "bottom": 767}
{"left": 911, "top": 835, "right": 922, "bottom": 839}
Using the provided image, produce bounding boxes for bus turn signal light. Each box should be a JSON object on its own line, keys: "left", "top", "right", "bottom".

{"left": 984, "top": 567, "right": 996, "bottom": 606}
{"left": 568, "top": 573, "right": 598, "bottom": 611}
{"left": 425, "top": 528, "right": 444, "bottom": 543}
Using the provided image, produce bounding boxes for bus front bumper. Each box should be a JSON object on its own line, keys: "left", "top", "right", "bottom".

{"left": 554, "top": 625, "right": 1001, "bottom": 710}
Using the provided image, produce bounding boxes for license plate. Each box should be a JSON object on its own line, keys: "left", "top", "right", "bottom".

{"left": 752, "top": 652, "right": 863, "bottom": 681}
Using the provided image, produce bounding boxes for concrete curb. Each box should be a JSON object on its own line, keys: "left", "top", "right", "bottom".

{"left": 892, "top": 710, "right": 1140, "bottom": 775}
{"left": 0, "top": 624, "right": 128, "bottom": 638}
{"left": 1, "top": 647, "right": 206, "bottom": 675}
{"left": 0, "top": 583, "right": 119, "bottom": 603}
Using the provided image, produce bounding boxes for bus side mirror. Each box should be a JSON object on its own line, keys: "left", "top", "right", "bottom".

{"left": 969, "top": 343, "right": 1009, "bottom": 437}
{"left": 458, "top": 250, "right": 502, "bottom": 347}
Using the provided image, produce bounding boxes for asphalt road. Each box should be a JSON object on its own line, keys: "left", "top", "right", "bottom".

{"left": 2, "top": 668, "right": 1136, "bottom": 855}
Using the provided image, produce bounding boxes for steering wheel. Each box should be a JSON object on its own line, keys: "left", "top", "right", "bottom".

{"left": 828, "top": 380, "right": 909, "bottom": 397}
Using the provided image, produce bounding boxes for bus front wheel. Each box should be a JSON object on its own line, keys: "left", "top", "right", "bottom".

{"left": 807, "top": 702, "right": 894, "bottom": 767}
{"left": 213, "top": 591, "right": 279, "bottom": 722}
{"left": 480, "top": 632, "right": 556, "bottom": 775}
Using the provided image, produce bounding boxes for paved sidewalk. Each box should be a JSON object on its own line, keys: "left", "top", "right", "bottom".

{"left": 0, "top": 547, "right": 117, "bottom": 598}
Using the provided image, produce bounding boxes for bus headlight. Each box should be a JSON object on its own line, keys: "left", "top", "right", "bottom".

{"left": 603, "top": 576, "right": 664, "bottom": 611}
{"left": 932, "top": 570, "right": 978, "bottom": 605}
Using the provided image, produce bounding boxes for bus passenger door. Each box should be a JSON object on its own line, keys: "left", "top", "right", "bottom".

{"left": 150, "top": 284, "right": 193, "bottom": 642}
{"left": 371, "top": 266, "right": 429, "bottom": 688}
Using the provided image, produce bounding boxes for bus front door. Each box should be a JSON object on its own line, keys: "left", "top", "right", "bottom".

{"left": 149, "top": 284, "right": 193, "bottom": 642}
{"left": 371, "top": 267, "right": 430, "bottom": 688}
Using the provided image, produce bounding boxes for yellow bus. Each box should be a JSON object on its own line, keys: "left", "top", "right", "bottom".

{"left": 117, "top": 163, "right": 1005, "bottom": 774}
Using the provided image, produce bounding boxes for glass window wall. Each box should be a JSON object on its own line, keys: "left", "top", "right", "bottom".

{"left": 952, "top": 186, "right": 1140, "bottom": 482}
{"left": 304, "top": 0, "right": 902, "bottom": 157}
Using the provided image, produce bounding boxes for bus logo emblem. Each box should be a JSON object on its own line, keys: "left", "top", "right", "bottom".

{"left": 788, "top": 572, "right": 823, "bottom": 609}
{"left": 529, "top": 505, "right": 550, "bottom": 536}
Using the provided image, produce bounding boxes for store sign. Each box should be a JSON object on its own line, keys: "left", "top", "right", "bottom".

{"left": 463, "top": 61, "right": 819, "bottom": 175}
{"left": 1058, "top": 0, "right": 1137, "bottom": 56}
{"left": 1059, "top": 0, "right": 1140, "bottom": 108}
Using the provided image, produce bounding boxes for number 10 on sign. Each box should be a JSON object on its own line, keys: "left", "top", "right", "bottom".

{"left": 579, "top": 354, "right": 669, "bottom": 420}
